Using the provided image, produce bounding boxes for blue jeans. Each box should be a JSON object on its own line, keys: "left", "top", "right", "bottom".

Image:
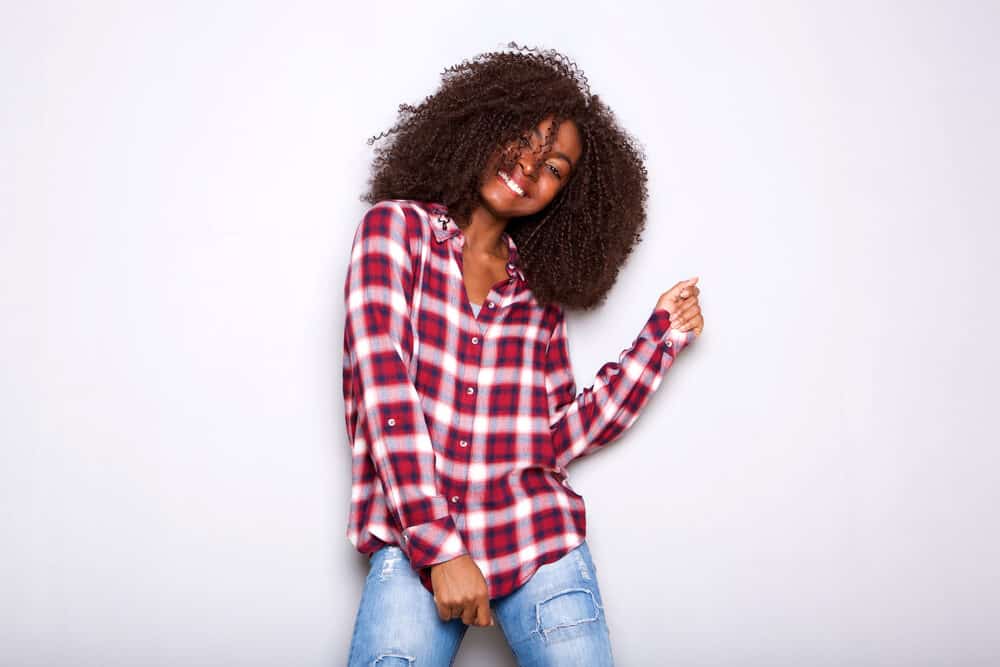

{"left": 346, "top": 540, "right": 615, "bottom": 666}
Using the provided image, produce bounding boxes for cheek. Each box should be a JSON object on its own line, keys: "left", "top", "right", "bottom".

{"left": 536, "top": 179, "right": 563, "bottom": 202}
{"left": 482, "top": 150, "right": 511, "bottom": 184}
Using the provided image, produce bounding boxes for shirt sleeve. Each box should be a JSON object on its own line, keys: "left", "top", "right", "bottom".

{"left": 342, "top": 202, "right": 469, "bottom": 572}
{"left": 544, "top": 305, "right": 697, "bottom": 470}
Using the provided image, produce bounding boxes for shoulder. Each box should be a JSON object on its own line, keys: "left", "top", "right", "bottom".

{"left": 356, "top": 199, "right": 434, "bottom": 240}
{"left": 354, "top": 199, "right": 433, "bottom": 263}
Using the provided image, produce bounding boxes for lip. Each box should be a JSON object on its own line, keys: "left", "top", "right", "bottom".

{"left": 497, "top": 169, "right": 530, "bottom": 198}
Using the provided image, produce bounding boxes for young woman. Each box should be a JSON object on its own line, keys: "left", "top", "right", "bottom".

{"left": 342, "top": 43, "right": 704, "bottom": 666}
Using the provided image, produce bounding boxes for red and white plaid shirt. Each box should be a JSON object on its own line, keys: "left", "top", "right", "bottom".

{"left": 342, "top": 199, "right": 695, "bottom": 599}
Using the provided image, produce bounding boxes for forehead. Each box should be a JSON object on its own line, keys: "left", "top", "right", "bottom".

{"left": 535, "top": 115, "right": 582, "bottom": 161}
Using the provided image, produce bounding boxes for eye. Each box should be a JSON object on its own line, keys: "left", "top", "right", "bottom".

{"left": 546, "top": 163, "right": 562, "bottom": 179}
{"left": 518, "top": 135, "right": 532, "bottom": 146}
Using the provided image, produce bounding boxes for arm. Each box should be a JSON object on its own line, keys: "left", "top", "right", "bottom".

{"left": 343, "top": 202, "right": 468, "bottom": 571}
{"left": 545, "top": 306, "right": 696, "bottom": 470}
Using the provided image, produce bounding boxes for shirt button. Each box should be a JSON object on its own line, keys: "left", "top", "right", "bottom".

{"left": 387, "top": 418, "right": 396, "bottom": 426}
{"left": 487, "top": 301, "right": 495, "bottom": 308}
{"left": 450, "top": 495, "right": 460, "bottom": 503}
{"left": 666, "top": 340, "right": 673, "bottom": 347}
{"left": 471, "top": 336, "right": 479, "bottom": 344}
{"left": 466, "top": 387, "right": 475, "bottom": 395}
{"left": 459, "top": 440, "right": 468, "bottom": 447}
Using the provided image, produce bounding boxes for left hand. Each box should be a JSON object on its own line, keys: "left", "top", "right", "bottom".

{"left": 656, "top": 276, "right": 704, "bottom": 336}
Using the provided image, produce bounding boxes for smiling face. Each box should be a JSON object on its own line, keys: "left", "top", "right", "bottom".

{"left": 478, "top": 114, "right": 583, "bottom": 219}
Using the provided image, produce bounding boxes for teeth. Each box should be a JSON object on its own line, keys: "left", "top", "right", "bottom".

{"left": 498, "top": 170, "right": 525, "bottom": 196}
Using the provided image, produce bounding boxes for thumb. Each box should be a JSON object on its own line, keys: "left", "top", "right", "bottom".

{"left": 678, "top": 276, "right": 699, "bottom": 298}
{"left": 670, "top": 277, "right": 695, "bottom": 296}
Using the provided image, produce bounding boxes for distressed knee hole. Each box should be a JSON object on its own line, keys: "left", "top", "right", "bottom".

{"left": 372, "top": 649, "right": 414, "bottom": 666}
{"left": 534, "top": 588, "right": 602, "bottom": 643}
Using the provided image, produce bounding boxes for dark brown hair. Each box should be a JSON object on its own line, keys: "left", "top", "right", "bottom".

{"left": 361, "top": 42, "right": 650, "bottom": 310}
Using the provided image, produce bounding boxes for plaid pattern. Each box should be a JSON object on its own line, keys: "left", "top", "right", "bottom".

{"left": 342, "top": 199, "right": 696, "bottom": 599}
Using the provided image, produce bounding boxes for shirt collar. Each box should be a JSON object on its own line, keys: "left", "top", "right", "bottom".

{"left": 422, "top": 201, "right": 526, "bottom": 283}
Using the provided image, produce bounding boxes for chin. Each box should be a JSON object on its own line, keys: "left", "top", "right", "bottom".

{"left": 480, "top": 187, "right": 525, "bottom": 217}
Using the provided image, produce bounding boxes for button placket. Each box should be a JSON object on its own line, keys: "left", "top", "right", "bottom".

{"left": 454, "top": 308, "right": 486, "bottom": 510}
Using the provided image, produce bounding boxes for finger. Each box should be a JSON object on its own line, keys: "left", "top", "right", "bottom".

{"left": 672, "top": 289, "right": 700, "bottom": 310}
{"left": 675, "top": 309, "right": 704, "bottom": 332}
{"left": 461, "top": 603, "right": 478, "bottom": 626}
{"left": 435, "top": 600, "right": 451, "bottom": 622}
{"left": 671, "top": 303, "right": 700, "bottom": 328}
{"left": 489, "top": 611, "right": 497, "bottom": 627}
{"left": 671, "top": 299, "right": 699, "bottom": 318}
{"left": 475, "top": 599, "right": 492, "bottom": 627}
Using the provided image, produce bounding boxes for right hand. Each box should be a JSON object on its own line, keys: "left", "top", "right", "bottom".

{"left": 429, "top": 555, "right": 496, "bottom": 627}
{"left": 655, "top": 276, "right": 702, "bottom": 334}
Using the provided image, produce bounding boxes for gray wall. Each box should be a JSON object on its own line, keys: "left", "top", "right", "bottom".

{"left": 2, "top": 1, "right": 997, "bottom": 665}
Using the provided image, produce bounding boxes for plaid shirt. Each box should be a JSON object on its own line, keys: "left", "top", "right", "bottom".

{"left": 342, "top": 199, "right": 696, "bottom": 599}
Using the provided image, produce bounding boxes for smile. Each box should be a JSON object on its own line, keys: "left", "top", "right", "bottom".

{"left": 497, "top": 170, "right": 525, "bottom": 197}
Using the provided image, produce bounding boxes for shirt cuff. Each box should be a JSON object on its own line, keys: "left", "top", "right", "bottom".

{"left": 643, "top": 307, "right": 698, "bottom": 354}
{"left": 400, "top": 514, "right": 468, "bottom": 571}
{"left": 643, "top": 307, "right": 673, "bottom": 340}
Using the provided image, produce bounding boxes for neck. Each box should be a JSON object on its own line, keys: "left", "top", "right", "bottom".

{"left": 457, "top": 205, "right": 509, "bottom": 260}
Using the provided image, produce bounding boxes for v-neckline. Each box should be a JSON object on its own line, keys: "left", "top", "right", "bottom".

{"left": 453, "top": 236, "right": 513, "bottom": 324}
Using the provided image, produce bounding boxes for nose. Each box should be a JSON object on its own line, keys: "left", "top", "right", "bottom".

{"left": 518, "top": 154, "right": 540, "bottom": 180}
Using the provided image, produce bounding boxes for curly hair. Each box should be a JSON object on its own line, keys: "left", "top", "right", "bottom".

{"left": 361, "top": 42, "right": 650, "bottom": 311}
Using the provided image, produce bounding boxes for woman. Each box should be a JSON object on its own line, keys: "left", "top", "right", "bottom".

{"left": 342, "top": 43, "right": 704, "bottom": 666}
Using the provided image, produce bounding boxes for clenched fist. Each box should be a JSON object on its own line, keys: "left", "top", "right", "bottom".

{"left": 429, "top": 555, "right": 496, "bottom": 627}
{"left": 656, "top": 276, "right": 704, "bottom": 336}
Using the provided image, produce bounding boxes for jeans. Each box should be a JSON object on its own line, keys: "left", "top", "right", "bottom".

{"left": 346, "top": 540, "right": 615, "bottom": 666}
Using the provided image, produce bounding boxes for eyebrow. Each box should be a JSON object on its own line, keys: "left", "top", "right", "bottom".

{"left": 532, "top": 126, "right": 575, "bottom": 171}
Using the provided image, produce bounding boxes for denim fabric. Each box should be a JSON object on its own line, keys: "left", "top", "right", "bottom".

{"left": 346, "top": 540, "right": 614, "bottom": 666}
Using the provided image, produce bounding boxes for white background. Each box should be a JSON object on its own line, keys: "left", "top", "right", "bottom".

{"left": 2, "top": 1, "right": 997, "bottom": 665}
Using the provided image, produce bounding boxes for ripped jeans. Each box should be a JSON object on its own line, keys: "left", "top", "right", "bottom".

{"left": 346, "top": 540, "right": 615, "bottom": 666}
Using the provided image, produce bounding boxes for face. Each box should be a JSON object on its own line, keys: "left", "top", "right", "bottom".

{"left": 478, "top": 114, "right": 583, "bottom": 218}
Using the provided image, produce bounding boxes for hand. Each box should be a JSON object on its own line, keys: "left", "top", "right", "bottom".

{"left": 655, "top": 276, "right": 704, "bottom": 336}
{"left": 429, "top": 555, "right": 496, "bottom": 627}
